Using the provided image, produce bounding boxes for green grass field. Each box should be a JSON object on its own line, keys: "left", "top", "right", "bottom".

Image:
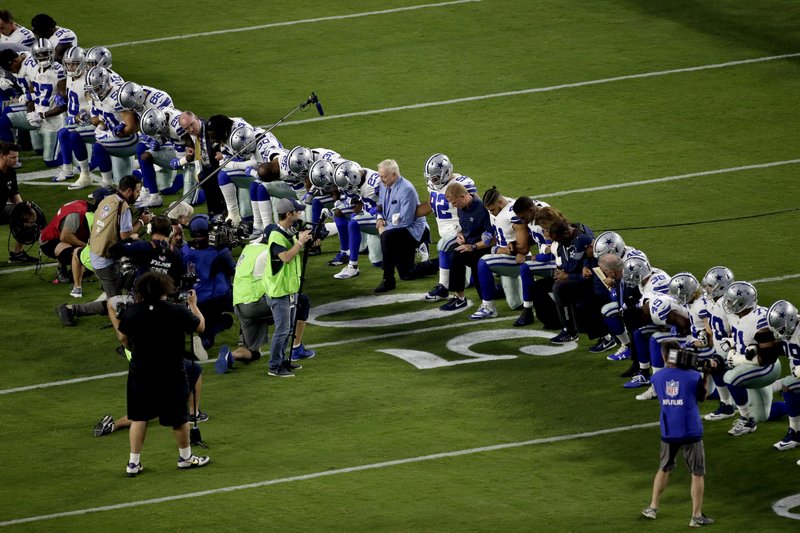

{"left": 2, "top": 0, "right": 800, "bottom": 530}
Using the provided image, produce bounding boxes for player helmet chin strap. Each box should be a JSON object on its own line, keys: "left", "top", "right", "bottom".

{"left": 165, "top": 92, "right": 325, "bottom": 219}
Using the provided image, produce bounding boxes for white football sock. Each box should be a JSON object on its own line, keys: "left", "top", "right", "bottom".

{"left": 439, "top": 268, "right": 450, "bottom": 289}
{"left": 220, "top": 182, "right": 240, "bottom": 217}
{"left": 257, "top": 199, "right": 273, "bottom": 226}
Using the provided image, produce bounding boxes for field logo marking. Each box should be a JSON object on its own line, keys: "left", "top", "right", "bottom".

{"left": 773, "top": 494, "right": 800, "bottom": 521}
{"left": 379, "top": 329, "right": 576, "bottom": 369}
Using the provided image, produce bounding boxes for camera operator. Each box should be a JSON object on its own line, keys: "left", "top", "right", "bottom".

{"left": 0, "top": 142, "right": 37, "bottom": 262}
{"left": 115, "top": 271, "right": 209, "bottom": 476}
{"left": 642, "top": 341, "right": 714, "bottom": 527}
{"left": 262, "top": 198, "right": 313, "bottom": 377}
{"left": 182, "top": 214, "right": 236, "bottom": 355}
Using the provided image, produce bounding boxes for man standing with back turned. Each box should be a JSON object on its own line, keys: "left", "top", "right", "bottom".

{"left": 642, "top": 342, "right": 714, "bottom": 527}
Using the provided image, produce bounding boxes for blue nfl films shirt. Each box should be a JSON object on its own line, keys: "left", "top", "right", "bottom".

{"left": 651, "top": 367, "right": 704, "bottom": 443}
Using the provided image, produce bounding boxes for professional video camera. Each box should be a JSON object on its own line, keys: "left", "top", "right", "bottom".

{"left": 296, "top": 211, "right": 329, "bottom": 243}
{"left": 176, "top": 269, "right": 198, "bottom": 305}
{"left": 9, "top": 201, "right": 46, "bottom": 245}
{"left": 667, "top": 346, "right": 715, "bottom": 372}
{"left": 208, "top": 219, "right": 251, "bottom": 249}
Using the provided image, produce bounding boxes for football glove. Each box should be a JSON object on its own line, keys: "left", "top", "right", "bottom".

{"left": 113, "top": 123, "right": 126, "bottom": 136}
{"left": 719, "top": 338, "right": 734, "bottom": 354}
{"left": 53, "top": 93, "right": 67, "bottom": 108}
{"left": 726, "top": 350, "right": 750, "bottom": 368}
{"left": 26, "top": 111, "right": 43, "bottom": 126}
{"left": 481, "top": 231, "right": 494, "bottom": 246}
{"left": 793, "top": 365, "right": 800, "bottom": 379}
{"left": 146, "top": 138, "right": 161, "bottom": 152}
{"left": 0, "top": 77, "right": 15, "bottom": 91}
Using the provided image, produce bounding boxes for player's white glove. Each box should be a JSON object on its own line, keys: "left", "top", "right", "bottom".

{"left": 0, "top": 77, "right": 15, "bottom": 91}
{"left": 696, "top": 330, "right": 709, "bottom": 347}
{"left": 94, "top": 125, "right": 111, "bottom": 142}
{"left": 719, "top": 338, "right": 734, "bottom": 354}
{"left": 26, "top": 111, "right": 43, "bottom": 126}
{"left": 726, "top": 350, "right": 750, "bottom": 368}
{"left": 793, "top": 365, "right": 800, "bottom": 379}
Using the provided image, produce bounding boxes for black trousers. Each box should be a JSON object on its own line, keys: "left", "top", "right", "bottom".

{"left": 449, "top": 248, "right": 491, "bottom": 294}
{"left": 553, "top": 277, "right": 606, "bottom": 338}
{"left": 199, "top": 166, "right": 226, "bottom": 217}
{"left": 380, "top": 228, "right": 420, "bottom": 282}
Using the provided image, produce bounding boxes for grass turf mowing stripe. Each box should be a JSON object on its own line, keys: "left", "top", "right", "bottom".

{"left": 0, "top": 421, "right": 659, "bottom": 527}
{"left": 0, "top": 317, "right": 506, "bottom": 395}
{"left": 276, "top": 52, "right": 800, "bottom": 127}
{"left": 103, "top": 1, "right": 482, "bottom": 48}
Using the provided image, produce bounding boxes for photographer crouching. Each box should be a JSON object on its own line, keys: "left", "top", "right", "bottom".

{"left": 642, "top": 342, "right": 714, "bottom": 527}
{"left": 115, "top": 271, "right": 209, "bottom": 477}
{"left": 182, "top": 214, "right": 236, "bottom": 358}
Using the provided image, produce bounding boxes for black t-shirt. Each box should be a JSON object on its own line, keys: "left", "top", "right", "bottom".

{"left": 0, "top": 166, "right": 19, "bottom": 206}
{"left": 118, "top": 301, "right": 200, "bottom": 378}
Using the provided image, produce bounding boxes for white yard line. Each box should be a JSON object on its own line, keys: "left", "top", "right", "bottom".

{"left": 276, "top": 52, "right": 800, "bottom": 127}
{"left": 0, "top": 421, "right": 658, "bottom": 526}
{"left": 535, "top": 159, "right": 800, "bottom": 198}
{"left": 103, "top": 1, "right": 482, "bottom": 48}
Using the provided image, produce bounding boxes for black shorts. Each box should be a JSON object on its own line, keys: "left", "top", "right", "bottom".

{"left": 38, "top": 238, "right": 60, "bottom": 260}
{"left": 127, "top": 367, "right": 190, "bottom": 427}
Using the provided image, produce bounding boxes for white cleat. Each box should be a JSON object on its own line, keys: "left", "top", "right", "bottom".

{"left": 635, "top": 385, "right": 658, "bottom": 400}
{"left": 334, "top": 264, "right": 360, "bottom": 279}
{"left": 67, "top": 172, "right": 93, "bottom": 190}
{"left": 136, "top": 191, "right": 163, "bottom": 208}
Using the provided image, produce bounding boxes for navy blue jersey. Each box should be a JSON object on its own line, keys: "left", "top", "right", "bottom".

{"left": 557, "top": 223, "right": 594, "bottom": 279}
{"left": 458, "top": 196, "right": 492, "bottom": 244}
{"left": 651, "top": 367, "right": 705, "bottom": 443}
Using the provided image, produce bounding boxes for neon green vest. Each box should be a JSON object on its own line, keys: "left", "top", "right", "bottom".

{"left": 233, "top": 242, "right": 268, "bottom": 305}
{"left": 79, "top": 212, "right": 95, "bottom": 271}
{"left": 262, "top": 228, "right": 301, "bottom": 298}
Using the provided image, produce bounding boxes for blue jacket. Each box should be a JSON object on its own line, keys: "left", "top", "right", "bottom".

{"left": 651, "top": 367, "right": 705, "bottom": 443}
{"left": 182, "top": 241, "right": 235, "bottom": 302}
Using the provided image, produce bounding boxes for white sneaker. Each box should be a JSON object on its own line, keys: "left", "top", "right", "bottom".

{"left": 635, "top": 385, "right": 657, "bottom": 400}
{"left": 334, "top": 264, "right": 360, "bottom": 279}
{"left": 728, "top": 416, "right": 757, "bottom": 436}
{"left": 101, "top": 177, "right": 114, "bottom": 188}
{"left": 68, "top": 172, "right": 93, "bottom": 190}
{"left": 193, "top": 336, "right": 209, "bottom": 361}
{"left": 135, "top": 189, "right": 150, "bottom": 206}
{"left": 52, "top": 168, "right": 73, "bottom": 182}
{"left": 470, "top": 304, "right": 498, "bottom": 320}
{"left": 136, "top": 191, "right": 163, "bottom": 208}
{"left": 93, "top": 292, "right": 107, "bottom": 302}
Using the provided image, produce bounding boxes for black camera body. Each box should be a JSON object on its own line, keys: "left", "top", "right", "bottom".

{"left": 208, "top": 220, "right": 251, "bottom": 249}
{"left": 668, "top": 346, "right": 714, "bottom": 372}
{"left": 176, "top": 270, "right": 198, "bottom": 305}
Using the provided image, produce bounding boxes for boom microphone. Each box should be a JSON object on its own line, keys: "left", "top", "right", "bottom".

{"left": 310, "top": 92, "right": 324, "bottom": 116}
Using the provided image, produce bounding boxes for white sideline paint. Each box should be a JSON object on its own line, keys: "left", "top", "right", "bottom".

{"left": 751, "top": 274, "right": 800, "bottom": 284}
{"left": 0, "top": 421, "right": 658, "bottom": 526}
{"left": 103, "top": 1, "right": 482, "bottom": 49}
{"left": 536, "top": 159, "right": 800, "bottom": 198}
{"left": 276, "top": 52, "right": 800, "bottom": 127}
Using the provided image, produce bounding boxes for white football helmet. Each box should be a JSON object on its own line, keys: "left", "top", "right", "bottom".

{"left": 85, "top": 66, "right": 112, "bottom": 101}
{"left": 287, "top": 146, "right": 313, "bottom": 178}
{"left": 32, "top": 38, "right": 54, "bottom": 69}
{"left": 622, "top": 256, "right": 651, "bottom": 287}
{"left": 722, "top": 282, "right": 758, "bottom": 316}
{"left": 668, "top": 273, "right": 700, "bottom": 305}
{"left": 309, "top": 160, "right": 335, "bottom": 193}
{"left": 139, "top": 108, "right": 167, "bottom": 137}
{"left": 228, "top": 125, "right": 256, "bottom": 157}
{"left": 62, "top": 46, "right": 85, "bottom": 78}
{"left": 701, "top": 266, "right": 734, "bottom": 300}
{"left": 333, "top": 161, "right": 362, "bottom": 195}
{"left": 85, "top": 46, "right": 112, "bottom": 69}
{"left": 593, "top": 231, "right": 626, "bottom": 259}
{"left": 117, "top": 81, "right": 146, "bottom": 112}
{"left": 424, "top": 153, "right": 453, "bottom": 187}
{"left": 767, "top": 300, "right": 799, "bottom": 340}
